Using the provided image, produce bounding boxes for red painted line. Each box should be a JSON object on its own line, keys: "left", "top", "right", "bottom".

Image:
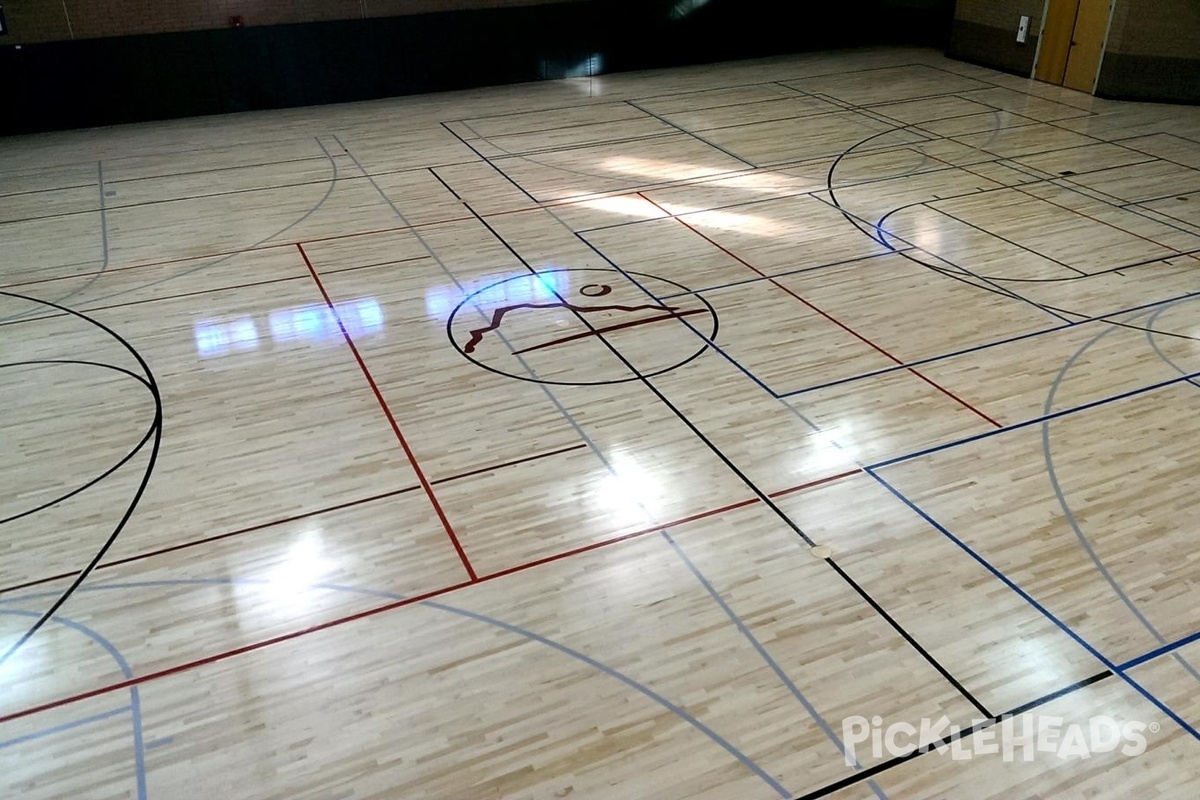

{"left": 0, "top": 493, "right": 766, "bottom": 726}
{"left": 0, "top": 581, "right": 473, "bottom": 727}
{"left": 297, "top": 243, "right": 478, "bottom": 582}
{"left": 0, "top": 444, "right": 592, "bottom": 598}
{"left": 463, "top": 300, "right": 677, "bottom": 354}
{"left": 637, "top": 193, "right": 1003, "bottom": 429}
{"left": 510, "top": 309, "right": 708, "bottom": 355}
{"left": 767, "top": 468, "right": 861, "bottom": 498}
{"left": 0, "top": 485, "right": 423, "bottom": 597}
{"left": 1007, "top": 182, "right": 1184, "bottom": 253}
{"left": 478, "top": 496, "right": 762, "bottom": 583}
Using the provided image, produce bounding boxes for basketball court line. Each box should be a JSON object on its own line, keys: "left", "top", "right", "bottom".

{"left": 625, "top": 100, "right": 760, "bottom": 168}
{"left": 659, "top": 530, "right": 889, "bottom": 800}
{"left": 456, "top": 90, "right": 1113, "bottom": 379}
{"left": 790, "top": 669, "right": 1114, "bottom": 800}
{"left": 10, "top": 564, "right": 1200, "bottom": 800}
{"left": 817, "top": 190, "right": 1078, "bottom": 326}
{"left": 298, "top": 242, "right": 477, "bottom": 581}
{"left": 479, "top": 128, "right": 683, "bottom": 161}
{"left": 440, "top": 121, "right": 540, "bottom": 203}
{"left": 0, "top": 491, "right": 777, "bottom": 727}
{"left": 0, "top": 139, "right": 341, "bottom": 319}
{"left": 462, "top": 202, "right": 994, "bottom": 719}
{"left": 650, "top": 251, "right": 905, "bottom": 302}
{"left": 772, "top": 284, "right": 1200, "bottom": 400}
{"left": 6, "top": 53, "right": 1198, "bottom": 796}
{"left": 0, "top": 289, "right": 163, "bottom": 668}
{"left": 1, "top": 575, "right": 804, "bottom": 799}
{"left": 0, "top": 606, "right": 148, "bottom": 800}
{"left": 1042, "top": 306, "right": 1200, "bottom": 683}
{"left": 634, "top": 192, "right": 1003, "bottom": 427}
{"left": 940, "top": 159, "right": 1200, "bottom": 248}
{"left": 869, "top": 469, "right": 1200, "bottom": 742}
{"left": 1119, "top": 186, "right": 1200, "bottom": 208}
{"left": 0, "top": 253, "right": 433, "bottom": 331}
{"left": 569, "top": 146, "right": 1151, "bottom": 239}
{"left": 442, "top": 62, "right": 937, "bottom": 129}
{"left": 488, "top": 149, "right": 1200, "bottom": 739}
{"left": 479, "top": 116, "right": 1149, "bottom": 239}
{"left": 0, "top": 442, "right": 594, "bottom": 597}
{"left": 0, "top": 704, "right": 131, "bottom": 751}
{"left": 868, "top": 364, "right": 1200, "bottom": 472}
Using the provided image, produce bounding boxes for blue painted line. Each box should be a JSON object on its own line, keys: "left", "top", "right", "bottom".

{"left": 98, "top": 161, "right": 109, "bottom": 268}
{"left": 0, "top": 705, "right": 131, "bottom": 751}
{"left": 0, "top": 608, "right": 147, "bottom": 800}
{"left": 661, "top": 532, "right": 887, "bottom": 800}
{"left": 867, "top": 366, "right": 1200, "bottom": 471}
{"left": 1120, "top": 629, "right": 1200, "bottom": 672}
{"left": 864, "top": 469, "right": 1200, "bottom": 741}
{"left": 425, "top": 599, "right": 791, "bottom": 798}
{"left": 774, "top": 284, "right": 1200, "bottom": 402}
{"left": 541, "top": 205, "right": 784, "bottom": 399}
{"left": 144, "top": 737, "right": 174, "bottom": 751}
{"left": 3, "top": 578, "right": 788, "bottom": 796}
{"left": 1041, "top": 302, "right": 1200, "bottom": 684}
{"left": 1146, "top": 299, "right": 1200, "bottom": 389}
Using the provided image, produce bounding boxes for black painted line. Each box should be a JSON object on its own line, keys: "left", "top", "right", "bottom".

{"left": 922, "top": 202, "right": 1089, "bottom": 275}
{"left": 482, "top": 129, "right": 682, "bottom": 160}
{"left": 440, "top": 120, "right": 540, "bottom": 204}
{"left": 789, "top": 670, "right": 1114, "bottom": 800}
{"left": 0, "top": 290, "right": 163, "bottom": 667}
{"left": 460, "top": 197, "right": 994, "bottom": 721}
{"left": 625, "top": 100, "right": 758, "bottom": 169}
{"left": 453, "top": 108, "right": 656, "bottom": 141}
{"left": 428, "top": 167, "right": 462, "bottom": 201}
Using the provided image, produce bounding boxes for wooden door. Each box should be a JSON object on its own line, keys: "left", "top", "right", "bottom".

{"left": 1036, "top": 0, "right": 1112, "bottom": 91}
{"left": 1063, "top": 0, "right": 1112, "bottom": 91}
{"left": 1036, "top": 0, "right": 1079, "bottom": 84}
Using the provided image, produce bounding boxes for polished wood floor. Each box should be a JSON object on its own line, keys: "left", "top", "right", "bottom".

{"left": 3, "top": 46, "right": 1200, "bottom": 799}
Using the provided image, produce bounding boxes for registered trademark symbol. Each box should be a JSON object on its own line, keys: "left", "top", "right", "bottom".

{"left": 1150, "top": 723, "right": 1161, "bottom": 733}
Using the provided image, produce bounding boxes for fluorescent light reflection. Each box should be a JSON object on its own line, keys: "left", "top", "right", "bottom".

{"left": 261, "top": 530, "right": 334, "bottom": 612}
{"left": 807, "top": 428, "right": 857, "bottom": 472}
{"left": 594, "top": 451, "right": 663, "bottom": 527}
{"left": 424, "top": 270, "right": 570, "bottom": 321}
{"left": 193, "top": 298, "right": 383, "bottom": 358}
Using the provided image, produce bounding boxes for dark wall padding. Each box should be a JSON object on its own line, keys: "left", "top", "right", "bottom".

{"left": 946, "top": 18, "right": 1038, "bottom": 76}
{"left": 0, "top": 0, "right": 954, "bottom": 135}
{"left": 1096, "top": 53, "right": 1200, "bottom": 104}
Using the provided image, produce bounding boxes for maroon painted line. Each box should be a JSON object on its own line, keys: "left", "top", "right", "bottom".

{"left": 0, "top": 494, "right": 764, "bottom": 726}
{"left": 0, "top": 444, "right": 593, "bottom": 597}
{"left": 767, "top": 468, "right": 861, "bottom": 498}
{"left": 478, "top": 496, "right": 763, "bottom": 582}
{"left": 637, "top": 193, "right": 1003, "bottom": 429}
{"left": 0, "top": 485, "right": 423, "bottom": 597}
{"left": 510, "top": 309, "right": 708, "bottom": 355}
{"left": 297, "top": 243, "right": 478, "bottom": 582}
{"left": 464, "top": 301, "right": 678, "bottom": 354}
{"left": 0, "top": 581, "right": 474, "bottom": 728}
{"left": 1007, "top": 182, "right": 1186, "bottom": 253}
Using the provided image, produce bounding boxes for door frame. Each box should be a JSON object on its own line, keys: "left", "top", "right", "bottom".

{"left": 1029, "top": 0, "right": 1118, "bottom": 94}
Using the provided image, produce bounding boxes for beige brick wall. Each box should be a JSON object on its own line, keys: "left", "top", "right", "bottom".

{"left": 2, "top": 0, "right": 585, "bottom": 44}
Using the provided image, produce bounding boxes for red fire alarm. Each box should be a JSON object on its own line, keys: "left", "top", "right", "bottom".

{"left": 229, "top": 15, "right": 244, "bottom": 28}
